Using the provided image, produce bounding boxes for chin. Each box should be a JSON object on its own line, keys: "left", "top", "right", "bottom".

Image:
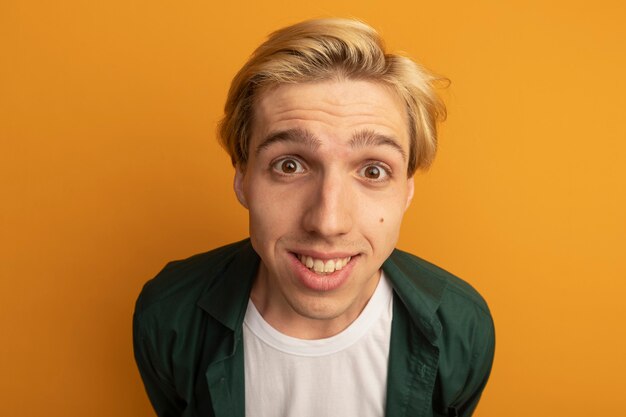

{"left": 288, "top": 297, "right": 348, "bottom": 321}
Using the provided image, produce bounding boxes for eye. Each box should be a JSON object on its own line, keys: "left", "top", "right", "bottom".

{"left": 271, "top": 157, "right": 305, "bottom": 175}
{"left": 358, "top": 163, "right": 391, "bottom": 182}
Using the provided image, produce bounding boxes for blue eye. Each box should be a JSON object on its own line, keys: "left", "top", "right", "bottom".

{"left": 272, "top": 158, "right": 305, "bottom": 175}
{"left": 359, "top": 163, "right": 390, "bottom": 181}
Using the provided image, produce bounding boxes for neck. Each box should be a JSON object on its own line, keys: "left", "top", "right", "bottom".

{"left": 250, "top": 264, "right": 381, "bottom": 339}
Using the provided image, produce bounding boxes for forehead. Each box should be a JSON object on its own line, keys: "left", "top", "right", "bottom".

{"left": 251, "top": 79, "right": 409, "bottom": 150}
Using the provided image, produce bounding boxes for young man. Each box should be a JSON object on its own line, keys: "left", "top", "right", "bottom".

{"left": 134, "top": 18, "right": 495, "bottom": 417}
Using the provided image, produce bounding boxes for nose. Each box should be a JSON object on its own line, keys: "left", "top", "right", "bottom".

{"left": 301, "top": 170, "right": 353, "bottom": 238}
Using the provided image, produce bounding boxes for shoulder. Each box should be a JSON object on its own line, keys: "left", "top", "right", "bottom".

{"left": 134, "top": 239, "right": 252, "bottom": 321}
{"left": 386, "top": 248, "right": 494, "bottom": 355}
{"left": 387, "top": 248, "right": 491, "bottom": 319}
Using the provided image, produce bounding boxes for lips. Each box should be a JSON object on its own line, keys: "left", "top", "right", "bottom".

{"left": 296, "top": 254, "right": 352, "bottom": 274}
{"left": 289, "top": 251, "right": 357, "bottom": 292}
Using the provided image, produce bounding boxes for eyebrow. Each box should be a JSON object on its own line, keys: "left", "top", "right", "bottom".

{"left": 255, "top": 127, "right": 407, "bottom": 161}
{"left": 350, "top": 129, "right": 407, "bottom": 161}
{"left": 255, "top": 128, "right": 322, "bottom": 156}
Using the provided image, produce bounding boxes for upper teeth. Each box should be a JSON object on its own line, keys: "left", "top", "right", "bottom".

{"left": 297, "top": 254, "right": 352, "bottom": 274}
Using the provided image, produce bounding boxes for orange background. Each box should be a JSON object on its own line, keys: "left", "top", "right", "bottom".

{"left": 2, "top": 1, "right": 625, "bottom": 416}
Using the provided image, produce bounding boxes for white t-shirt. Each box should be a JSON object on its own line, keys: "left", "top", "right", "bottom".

{"left": 243, "top": 272, "right": 394, "bottom": 417}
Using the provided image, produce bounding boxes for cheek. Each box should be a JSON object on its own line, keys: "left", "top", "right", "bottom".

{"left": 248, "top": 200, "right": 289, "bottom": 260}
{"left": 359, "top": 196, "right": 406, "bottom": 238}
{"left": 246, "top": 181, "right": 303, "bottom": 237}
{"left": 378, "top": 208, "right": 405, "bottom": 234}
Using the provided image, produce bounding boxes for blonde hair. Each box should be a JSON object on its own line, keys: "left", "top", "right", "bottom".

{"left": 218, "top": 18, "right": 447, "bottom": 176}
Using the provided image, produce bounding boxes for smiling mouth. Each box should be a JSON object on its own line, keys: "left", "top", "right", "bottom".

{"left": 295, "top": 254, "right": 352, "bottom": 274}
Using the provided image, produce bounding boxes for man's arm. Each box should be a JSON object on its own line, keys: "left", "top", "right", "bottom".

{"left": 453, "top": 315, "right": 495, "bottom": 417}
{"left": 133, "top": 312, "right": 185, "bottom": 417}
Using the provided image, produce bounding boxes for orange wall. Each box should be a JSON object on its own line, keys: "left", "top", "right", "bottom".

{"left": 2, "top": 1, "right": 625, "bottom": 415}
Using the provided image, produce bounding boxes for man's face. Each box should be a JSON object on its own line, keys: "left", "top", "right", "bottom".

{"left": 235, "top": 79, "right": 414, "bottom": 337}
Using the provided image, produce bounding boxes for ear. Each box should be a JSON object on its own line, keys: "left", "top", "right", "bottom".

{"left": 404, "top": 176, "right": 415, "bottom": 211}
{"left": 233, "top": 166, "right": 248, "bottom": 209}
